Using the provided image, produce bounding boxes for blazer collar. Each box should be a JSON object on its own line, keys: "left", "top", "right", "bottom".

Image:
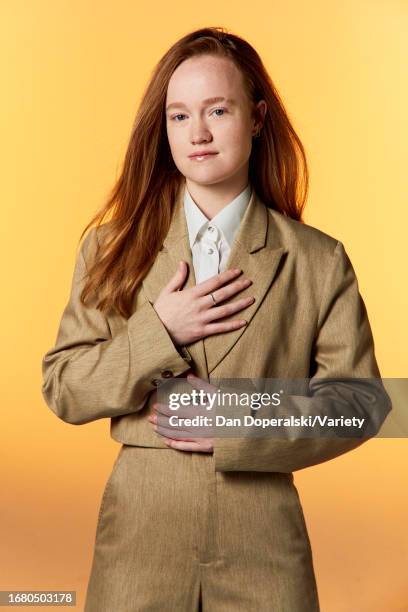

{"left": 162, "top": 182, "right": 271, "bottom": 252}
{"left": 142, "top": 185, "right": 287, "bottom": 377}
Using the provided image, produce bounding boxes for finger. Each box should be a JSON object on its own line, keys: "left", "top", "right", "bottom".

{"left": 153, "top": 401, "right": 208, "bottom": 419}
{"left": 164, "top": 438, "right": 213, "bottom": 452}
{"left": 162, "top": 260, "right": 188, "bottom": 293}
{"left": 202, "top": 296, "right": 255, "bottom": 323}
{"left": 155, "top": 416, "right": 215, "bottom": 438}
{"left": 198, "top": 277, "right": 253, "bottom": 307}
{"left": 186, "top": 373, "right": 218, "bottom": 395}
{"left": 149, "top": 408, "right": 215, "bottom": 437}
{"left": 152, "top": 401, "right": 172, "bottom": 416}
{"left": 154, "top": 406, "right": 206, "bottom": 420}
{"left": 201, "top": 320, "right": 248, "bottom": 337}
{"left": 154, "top": 411, "right": 213, "bottom": 435}
{"left": 153, "top": 410, "right": 194, "bottom": 432}
{"left": 194, "top": 268, "right": 242, "bottom": 297}
{"left": 155, "top": 422, "right": 198, "bottom": 438}
{"left": 153, "top": 401, "right": 193, "bottom": 418}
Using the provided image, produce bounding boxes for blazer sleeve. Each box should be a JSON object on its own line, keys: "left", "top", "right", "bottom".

{"left": 41, "top": 228, "right": 193, "bottom": 425}
{"left": 213, "top": 240, "right": 392, "bottom": 473}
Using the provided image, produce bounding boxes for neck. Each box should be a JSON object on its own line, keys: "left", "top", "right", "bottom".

{"left": 185, "top": 175, "right": 249, "bottom": 220}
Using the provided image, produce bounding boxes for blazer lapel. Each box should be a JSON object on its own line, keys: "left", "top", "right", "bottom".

{"left": 141, "top": 185, "right": 287, "bottom": 378}
{"left": 141, "top": 188, "right": 209, "bottom": 377}
{"left": 203, "top": 190, "right": 286, "bottom": 374}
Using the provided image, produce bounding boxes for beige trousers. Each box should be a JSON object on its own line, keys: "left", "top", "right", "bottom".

{"left": 84, "top": 445, "right": 320, "bottom": 611}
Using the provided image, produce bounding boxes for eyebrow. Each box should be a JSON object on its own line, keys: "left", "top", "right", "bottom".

{"left": 165, "top": 97, "right": 236, "bottom": 112}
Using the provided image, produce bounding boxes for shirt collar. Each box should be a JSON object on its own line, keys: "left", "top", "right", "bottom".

{"left": 183, "top": 182, "right": 252, "bottom": 248}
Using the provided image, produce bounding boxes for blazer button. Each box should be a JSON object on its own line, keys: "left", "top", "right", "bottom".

{"left": 161, "top": 370, "right": 173, "bottom": 378}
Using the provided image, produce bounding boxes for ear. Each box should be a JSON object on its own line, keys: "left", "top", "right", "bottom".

{"left": 252, "top": 100, "right": 268, "bottom": 135}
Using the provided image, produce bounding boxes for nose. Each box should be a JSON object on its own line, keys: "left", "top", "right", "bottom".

{"left": 190, "top": 117, "right": 212, "bottom": 145}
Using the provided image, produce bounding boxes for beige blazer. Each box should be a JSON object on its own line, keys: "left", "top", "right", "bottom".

{"left": 41, "top": 187, "right": 391, "bottom": 473}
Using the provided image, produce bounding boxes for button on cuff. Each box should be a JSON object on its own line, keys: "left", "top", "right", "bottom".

{"left": 151, "top": 369, "right": 174, "bottom": 386}
{"left": 161, "top": 370, "right": 173, "bottom": 378}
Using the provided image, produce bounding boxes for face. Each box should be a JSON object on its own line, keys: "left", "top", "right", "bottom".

{"left": 165, "top": 54, "right": 266, "bottom": 190}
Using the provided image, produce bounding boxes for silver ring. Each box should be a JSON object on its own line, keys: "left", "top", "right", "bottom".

{"left": 210, "top": 292, "right": 217, "bottom": 305}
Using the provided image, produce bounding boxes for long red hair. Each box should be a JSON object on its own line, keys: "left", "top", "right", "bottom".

{"left": 79, "top": 26, "right": 309, "bottom": 318}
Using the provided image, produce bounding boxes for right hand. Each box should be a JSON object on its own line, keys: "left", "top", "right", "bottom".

{"left": 153, "top": 261, "right": 255, "bottom": 346}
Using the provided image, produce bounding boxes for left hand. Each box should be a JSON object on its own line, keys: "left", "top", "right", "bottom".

{"left": 148, "top": 373, "right": 215, "bottom": 453}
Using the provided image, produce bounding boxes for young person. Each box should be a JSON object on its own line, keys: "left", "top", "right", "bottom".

{"left": 41, "top": 27, "right": 391, "bottom": 611}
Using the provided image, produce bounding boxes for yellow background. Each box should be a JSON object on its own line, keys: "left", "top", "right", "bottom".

{"left": 1, "top": 1, "right": 407, "bottom": 610}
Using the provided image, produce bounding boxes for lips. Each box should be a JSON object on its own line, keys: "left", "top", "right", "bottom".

{"left": 189, "top": 152, "right": 218, "bottom": 160}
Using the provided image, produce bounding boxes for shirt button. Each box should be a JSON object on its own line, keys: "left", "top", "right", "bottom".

{"left": 151, "top": 379, "right": 160, "bottom": 386}
{"left": 207, "top": 226, "right": 215, "bottom": 232}
{"left": 161, "top": 370, "right": 173, "bottom": 378}
{"left": 208, "top": 248, "right": 214, "bottom": 254}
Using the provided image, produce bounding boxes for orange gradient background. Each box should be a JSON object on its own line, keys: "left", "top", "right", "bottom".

{"left": 1, "top": 1, "right": 407, "bottom": 610}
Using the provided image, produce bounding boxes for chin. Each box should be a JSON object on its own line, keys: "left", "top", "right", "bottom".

{"left": 183, "top": 169, "right": 236, "bottom": 186}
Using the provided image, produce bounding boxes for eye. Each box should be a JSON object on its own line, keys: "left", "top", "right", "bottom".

{"left": 212, "top": 107, "right": 227, "bottom": 117}
{"left": 169, "top": 107, "right": 227, "bottom": 122}
{"left": 172, "top": 113, "right": 186, "bottom": 122}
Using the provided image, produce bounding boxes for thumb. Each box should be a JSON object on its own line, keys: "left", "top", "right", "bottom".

{"left": 162, "top": 260, "right": 188, "bottom": 293}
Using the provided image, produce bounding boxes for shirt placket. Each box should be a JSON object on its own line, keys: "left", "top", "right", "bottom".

{"left": 199, "top": 224, "right": 220, "bottom": 282}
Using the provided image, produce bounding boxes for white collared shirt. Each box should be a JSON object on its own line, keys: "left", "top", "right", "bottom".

{"left": 183, "top": 182, "right": 252, "bottom": 284}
